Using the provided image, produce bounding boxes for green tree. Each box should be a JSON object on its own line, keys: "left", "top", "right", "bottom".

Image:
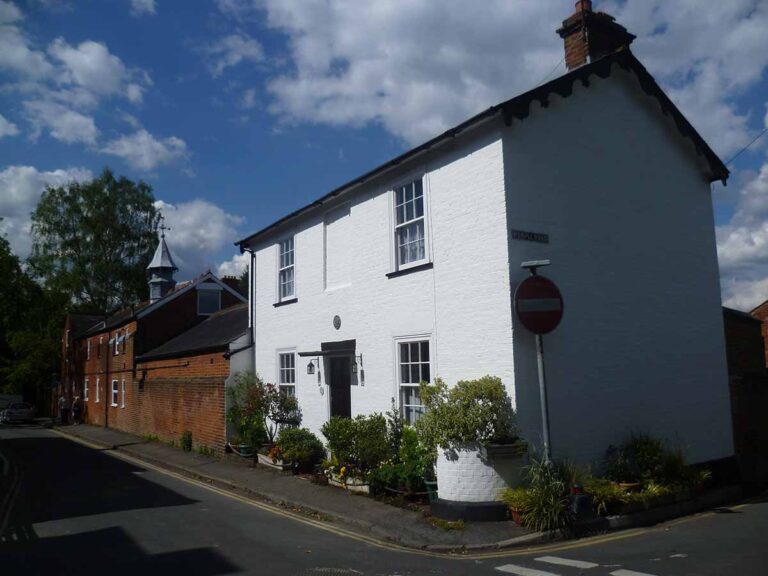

{"left": 29, "top": 168, "right": 160, "bottom": 312}
{"left": 0, "top": 229, "right": 64, "bottom": 397}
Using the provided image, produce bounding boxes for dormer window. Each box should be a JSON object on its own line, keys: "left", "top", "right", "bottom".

{"left": 197, "top": 283, "right": 222, "bottom": 315}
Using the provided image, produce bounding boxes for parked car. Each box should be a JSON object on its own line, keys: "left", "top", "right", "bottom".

{"left": 0, "top": 402, "right": 35, "bottom": 423}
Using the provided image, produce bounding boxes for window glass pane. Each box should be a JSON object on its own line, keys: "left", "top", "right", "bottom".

{"left": 420, "top": 341, "right": 429, "bottom": 361}
{"left": 410, "top": 342, "right": 420, "bottom": 362}
{"left": 198, "top": 290, "right": 220, "bottom": 314}
{"left": 415, "top": 196, "right": 423, "bottom": 218}
{"left": 401, "top": 385, "right": 420, "bottom": 405}
{"left": 400, "top": 364, "right": 410, "bottom": 384}
{"left": 405, "top": 201, "right": 414, "bottom": 222}
{"left": 405, "top": 183, "right": 413, "bottom": 203}
{"left": 422, "top": 363, "right": 430, "bottom": 383}
{"left": 414, "top": 178, "right": 423, "bottom": 197}
{"left": 400, "top": 342, "right": 409, "bottom": 362}
{"left": 395, "top": 188, "right": 404, "bottom": 206}
{"left": 410, "top": 365, "right": 420, "bottom": 383}
{"left": 281, "top": 385, "right": 295, "bottom": 397}
{"left": 396, "top": 204, "right": 405, "bottom": 225}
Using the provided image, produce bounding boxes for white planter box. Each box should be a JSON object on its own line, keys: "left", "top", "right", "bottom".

{"left": 257, "top": 452, "right": 292, "bottom": 471}
{"left": 328, "top": 473, "right": 370, "bottom": 494}
{"left": 436, "top": 443, "right": 526, "bottom": 502}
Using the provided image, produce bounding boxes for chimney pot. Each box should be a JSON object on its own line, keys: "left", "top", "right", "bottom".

{"left": 557, "top": 2, "right": 635, "bottom": 70}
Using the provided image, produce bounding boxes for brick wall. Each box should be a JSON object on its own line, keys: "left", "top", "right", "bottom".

{"left": 749, "top": 301, "right": 768, "bottom": 367}
{"left": 125, "top": 352, "right": 230, "bottom": 453}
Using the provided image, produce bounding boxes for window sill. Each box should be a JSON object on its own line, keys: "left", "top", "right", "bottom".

{"left": 111, "top": 403, "right": 118, "bottom": 408}
{"left": 386, "top": 262, "right": 433, "bottom": 279}
{"left": 274, "top": 297, "right": 298, "bottom": 308}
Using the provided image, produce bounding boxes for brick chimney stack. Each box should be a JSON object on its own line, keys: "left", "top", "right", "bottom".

{"left": 557, "top": 0, "right": 636, "bottom": 70}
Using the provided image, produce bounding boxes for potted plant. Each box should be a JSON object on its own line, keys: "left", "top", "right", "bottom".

{"left": 416, "top": 376, "right": 524, "bottom": 515}
{"left": 501, "top": 486, "right": 530, "bottom": 525}
{"left": 226, "top": 372, "right": 269, "bottom": 458}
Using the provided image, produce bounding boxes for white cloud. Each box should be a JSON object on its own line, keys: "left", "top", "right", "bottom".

{"left": 102, "top": 129, "right": 187, "bottom": 170}
{"left": 47, "top": 38, "right": 151, "bottom": 103}
{"left": 0, "top": 164, "right": 93, "bottom": 258}
{"left": 154, "top": 199, "right": 245, "bottom": 279}
{"left": 0, "top": 1, "right": 55, "bottom": 78}
{"left": 130, "top": 0, "right": 156, "bottom": 17}
{"left": 217, "top": 251, "right": 250, "bottom": 278}
{"left": 718, "top": 159, "right": 768, "bottom": 310}
{"left": 251, "top": 0, "right": 768, "bottom": 153}
{"left": 0, "top": 113, "right": 19, "bottom": 138}
{"left": 24, "top": 99, "right": 98, "bottom": 144}
{"left": 203, "top": 33, "right": 264, "bottom": 77}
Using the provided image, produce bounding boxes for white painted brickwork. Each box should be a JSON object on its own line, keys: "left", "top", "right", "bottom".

{"left": 436, "top": 447, "right": 525, "bottom": 502}
{"left": 246, "top": 63, "right": 734, "bottom": 473}
{"left": 250, "top": 124, "right": 515, "bottom": 443}
{"left": 503, "top": 66, "right": 733, "bottom": 465}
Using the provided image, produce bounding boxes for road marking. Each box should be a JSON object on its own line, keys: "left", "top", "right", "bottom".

{"left": 535, "top": 555, "right": 599, "bottom": 569}
{"left": 609, "top": 570, "right": 657, "bottom": 576}
{"left": 49, "top": 427, "right": 741, "bottom": 561}
{"left": 496, "top": 564, "right": 559, "bottom": 576}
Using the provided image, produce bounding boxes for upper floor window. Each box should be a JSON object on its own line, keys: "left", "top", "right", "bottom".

{"left": 278, "top": 237, "right": 295, "bottom": 300}
{"left": 86, "top": 339, "right": 91, "bottom": 360}
{"left": 111, "top": 380, "right": 119, "bottom": 407}
{"left": 114, "top": 330, "right": 122, "bottom": 355}
{"left": 98, "top": 336, "right": 103, "bottom": 359}
{"left": 394, "top": 179, "right": 426, "bottom": 268}
{"left": 278, "top": 352, "right": 296, "bottom": 397}
{"left": 197, "top": 284, "right": 222, "bottom": 315}
{"left": 398, "top": 339, "right": 430, "bottom": 425}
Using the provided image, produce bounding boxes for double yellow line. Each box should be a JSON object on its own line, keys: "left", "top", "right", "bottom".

{"left": 51, "top": 428, "right": 746, "bottom": 560}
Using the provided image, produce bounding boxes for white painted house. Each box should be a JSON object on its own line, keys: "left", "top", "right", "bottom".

{"left": 236, "top": 2, "right": 733, "bottom": 467}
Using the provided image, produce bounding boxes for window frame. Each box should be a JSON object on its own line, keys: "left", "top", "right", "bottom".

{"left": 390, "top": 175, "right": 430, "bottom": 273}
{"left": 197, "top": 284, "right": 222, "bottom": 316}
{"left": 394, "top": 334, "right": 432, "bottom": 425}
{"left": 277, "top": 349, "right": 296, "bottom": 397}
{"left": 95, "top": 377, "right": 100, "bottom": 403}
{"left": 86, "top": 339, "right": 91, "bottom": 360}
{"left": 277, "top": 236, "right": 296, "bottom": 302}
{"left": 111, "top": 379, "right": 119, "bottom": 407}
{"left": 84, "top": 378, "right": 89, "bottom": 402}
{"left": 98, "top": 336, "right": 103, "bottom": 359}
{"left": 121, "top": 379, "right": 126, "bottom": 408}
{"left": 113, "top": 330, "right": 120, "bottom": 355}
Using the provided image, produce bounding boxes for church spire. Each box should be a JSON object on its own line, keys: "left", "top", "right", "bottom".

{"left": 147, "top": 215, "right": 178, "bottom": 303}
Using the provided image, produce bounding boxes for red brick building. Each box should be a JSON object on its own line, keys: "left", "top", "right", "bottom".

{"left": 60, "top": 232, "right": 246, "bottom": 448}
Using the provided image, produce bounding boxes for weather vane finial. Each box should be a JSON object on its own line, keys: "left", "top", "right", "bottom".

{"left": 158, "top": 214, "right": 171, "bottom": 239}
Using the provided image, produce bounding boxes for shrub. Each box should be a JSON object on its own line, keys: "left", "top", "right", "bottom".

{"left": 501, "top": 486, "right": 531, "bottom": 512}
{"left": 321, "top": 414, "right": 391, "bottom": 477}
{"left": 369, "top": 427, "right": 431, "bottom": 495}
{"left": 605, "top": 432, "right": 665, "bottom": 483}
{"left": 276, "top": 428, "right": 326, "bottom": 473}
{"left": 226, "top": 371, "right": 301, "bottom": 446}
{"left": 522, "top": 456, "right": 574, "bottom": 533}
{"left": 181, "top": 430, "right": 193, "bottom": 452}
{"left": 416, "top": 376, "right": 517, "bottom": 453}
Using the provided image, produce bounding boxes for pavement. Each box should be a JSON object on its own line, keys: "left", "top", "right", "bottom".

{"left": 47, "top": 422, "right": 540, "bottom": 551}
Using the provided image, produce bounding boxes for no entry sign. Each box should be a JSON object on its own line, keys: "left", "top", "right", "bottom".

{"left": 514, "top": 275, "right": 564, "bottom": 334}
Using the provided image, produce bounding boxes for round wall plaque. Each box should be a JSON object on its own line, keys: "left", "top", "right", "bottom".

{"left": 333, "top": 315, "right": 341, "bottom": 330}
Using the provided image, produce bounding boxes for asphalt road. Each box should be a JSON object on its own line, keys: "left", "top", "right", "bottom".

{"left": 0, "top": 424, "right": 766, "bottom": 576}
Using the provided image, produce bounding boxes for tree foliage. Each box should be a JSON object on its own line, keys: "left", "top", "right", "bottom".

{"left": 29, "top": 168, "right": 160, "bottom": 312}
{"left": 0, "top": 229, "right": 65, "bottom": 396}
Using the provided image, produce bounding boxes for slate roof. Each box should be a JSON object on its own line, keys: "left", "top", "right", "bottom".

{"left": 147, "top": 235, "right": 178, "bottom": 271}
{"left": 236, "top": 48, "right": 729, "bottom": 248}
{"left": 135, "top": 303, "right": 248, "bottom": 362}
{"left": 69, "top": 313, "right": 105, "bottom": 338}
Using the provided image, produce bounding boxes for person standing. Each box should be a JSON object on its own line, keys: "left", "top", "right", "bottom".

{"left": 58, "top": 393, "right": 70, "bottom": 425}
{"left": 72, "top": 396, "right": 82, "bottom": 425}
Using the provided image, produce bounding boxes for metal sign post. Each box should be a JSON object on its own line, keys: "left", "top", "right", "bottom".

{"left": 514, "top": 260, "right": 563, "bottom": 464}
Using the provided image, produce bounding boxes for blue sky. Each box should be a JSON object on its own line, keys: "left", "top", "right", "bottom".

{"left": 1, "top": 0, "right": 767, "bottom": 309}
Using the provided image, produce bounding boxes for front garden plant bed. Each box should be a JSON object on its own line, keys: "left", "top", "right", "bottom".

{"left": 257, "top": 450, "right": 292, "bottom": 472}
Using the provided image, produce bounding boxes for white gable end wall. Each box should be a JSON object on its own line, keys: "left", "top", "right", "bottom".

{"left": 250, "top": 125, "right": 516, "bottom": 440}
{"left": 503, "top": 66, "right": 733, "bottom": 465}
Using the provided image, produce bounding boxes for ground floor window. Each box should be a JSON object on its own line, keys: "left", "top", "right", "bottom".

{"left": 398, "top": 339, "right": 430, "bottom": 425}
{"left": 121, "top": 379, "right": 126, "bottom": 408}
{"left": 95, "top": 378, "right": 100, "bottom": 403}
{"left": 278, "top": 351, "right": 296, "bottom": 397}
{"left": 84, "top": 378, "right": 89, "bottom": 401}
{"left": 111, "top": 379, "right": 118, "bottom": 407}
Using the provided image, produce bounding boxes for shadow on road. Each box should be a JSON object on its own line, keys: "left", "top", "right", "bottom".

{"left": 1, "top": 435, "right": 197, "bottom": 524}
{"left": 1, "top": 526, "right": 240, "bottom": 575}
